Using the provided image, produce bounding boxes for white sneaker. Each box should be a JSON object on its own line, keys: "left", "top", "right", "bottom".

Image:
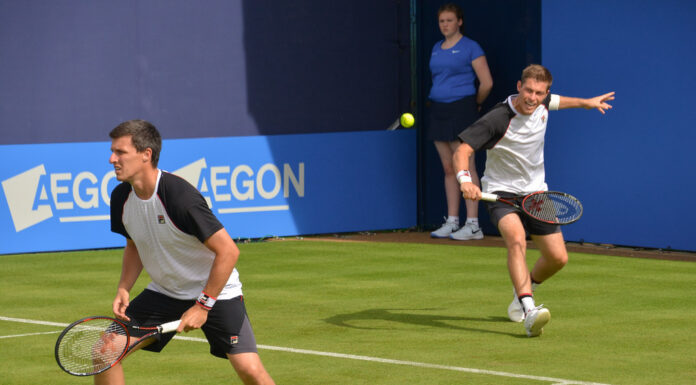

{"left": 449, "top": 222, "right": 483, "bottom": 240}
{"left": 430, "top": 219, "right": 459, "bottom": 238}
{"left": 507, "top": 295, "right": 525, "bottom": 323}
{"left": 524, "top": 305, "right": 550, "bottom": 337}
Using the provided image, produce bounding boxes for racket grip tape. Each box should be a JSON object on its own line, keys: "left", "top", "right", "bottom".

{"left": 159, "top": 320, "right": 181, "bottom": 334}
{"left": 480, "top": 192, "right": 498, "bottom": 202}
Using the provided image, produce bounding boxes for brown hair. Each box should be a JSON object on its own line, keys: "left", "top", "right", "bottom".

{"left": 520, "top": 64, "right": 553, "bottom": 89}
{"left": 109, "top": 119, "right": 162, "bottom": 167}
{"left": 437, "top": 3, "right": 465, "bottom": 34}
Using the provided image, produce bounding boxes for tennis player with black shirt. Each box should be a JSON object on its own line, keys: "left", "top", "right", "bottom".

{"left": 454, "top": 65, "right": 614, "bottom": 337}
{"left": 105, "top": 120, "right": 275, "bottom": 384}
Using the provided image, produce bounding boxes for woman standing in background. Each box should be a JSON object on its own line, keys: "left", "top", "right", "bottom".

{"left": 428, "top": 3, "right": 493, "bottom": 240}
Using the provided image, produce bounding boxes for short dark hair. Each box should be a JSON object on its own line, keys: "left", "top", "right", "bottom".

{"left": 109, "top": 120, "right": 162, "bottom": 167}
{"left": 521, "top": 64, "right": 553, "bottom": 90}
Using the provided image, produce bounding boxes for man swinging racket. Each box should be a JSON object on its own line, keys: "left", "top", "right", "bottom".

{"left": 453, "top": 64, "right": 614, "bottom": 337}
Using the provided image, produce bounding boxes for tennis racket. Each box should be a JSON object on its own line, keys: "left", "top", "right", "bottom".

{"left": 480, "top": 191, "right": 583, "bottom": 225}
{"left": 55, "top": 316, "right": 180, "bottom": 376}
{"left": 386, "top": 117, "right": 401, "bottom": 131}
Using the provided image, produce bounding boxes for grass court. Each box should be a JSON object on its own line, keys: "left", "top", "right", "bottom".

{"left": 1, "top": 239, "right": 694, "bottom": 384}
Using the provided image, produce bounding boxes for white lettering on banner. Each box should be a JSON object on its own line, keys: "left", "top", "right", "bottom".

{"left": 170, "top": 159, "right": 306, "bottom": 211}
{"left": 211, "top": 166, "right": 232, "bottom": 202}
{"left": 2, "top": 159, "right": 305, "bottom": 232}
{"left": 101, "top": 171, "right": 117, "bottom": 205}
{"left": 51, "top": 173, "right": 73, "bottom": 210}
{"left": 284, "top": 163, "right": 304, "bottom": 197}
{"left": 1, "top": 165, "right": 53, "bottom": 232}
{"left": 73, "top": 172, "right": 99, "bottom": 209}
{"left": 218, "top": 163, "right": 304, "bottom": 203}
{"left": 257, "top": 163, "right": 281, "bottom": 199}
{"left": 172, "top": 158, "right": 212, "bottom": 208}
{"left": 230, "top": 165, "right": 254, "bottom": 201}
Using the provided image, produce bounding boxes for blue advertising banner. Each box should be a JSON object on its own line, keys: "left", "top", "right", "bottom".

{"left": 0, "top": 130, "right": 416, "bottom": 254}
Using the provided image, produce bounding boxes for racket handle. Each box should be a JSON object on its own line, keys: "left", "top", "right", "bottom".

{"left": 159, "top": 320, "right": 181, "bottom": 334}
{"left": 480, "top": 192, "right": 498, "bottom": 202}
{"left": 386, "top": 118, "right": 400, "bottom": 131}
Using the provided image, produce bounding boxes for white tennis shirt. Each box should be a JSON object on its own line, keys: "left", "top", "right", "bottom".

{"left": 458, "top": 93, "right": 560, "bottom": 195}
{"left": 111, "top": 170, "right": 242, "bottom": 300}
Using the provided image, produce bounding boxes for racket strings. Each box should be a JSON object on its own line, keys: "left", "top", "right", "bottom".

{"left": 523, "top": 192, "right": 582, "bottom": 224}
{"left": 57, "top": 319, "right": 128, "bottom": 375}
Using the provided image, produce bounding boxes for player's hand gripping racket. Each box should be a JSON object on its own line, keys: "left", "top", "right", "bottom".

{"left": 480, "top": 191, "right": 583, "bottom": 225}
{"left": 55, "top": 316, "right": 180, "bottom": 376}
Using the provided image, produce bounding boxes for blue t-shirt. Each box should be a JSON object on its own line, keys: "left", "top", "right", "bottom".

{"left": 428, "top": 36, "right": 485, "bottom": 103}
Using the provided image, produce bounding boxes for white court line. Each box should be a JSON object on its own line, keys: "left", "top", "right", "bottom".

{"left": 0, "top": 316, "right": 610, "bottom": 385}
{"left": 0, "top": 316, "right": 69, "bottom": 327}
{"left": 0, "top": 331, "right": 61, "bottom": 339}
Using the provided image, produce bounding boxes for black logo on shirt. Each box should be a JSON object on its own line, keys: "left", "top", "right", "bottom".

{"left": 157, "top": 215, "right": 165, "bottom": 224}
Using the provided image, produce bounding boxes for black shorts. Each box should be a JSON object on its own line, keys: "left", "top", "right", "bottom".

{"left": 486, "top": 191, "right": 561, "bottom": 236}
{"left": 125, "top": 289, "right": 258, "bottom": 359}
{"left": 427, "top": 95, "right": 479, "bottom": 142}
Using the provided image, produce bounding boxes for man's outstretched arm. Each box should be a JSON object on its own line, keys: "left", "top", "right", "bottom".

{"left": 558, "top": 91, "right": 615, "bottom": 114}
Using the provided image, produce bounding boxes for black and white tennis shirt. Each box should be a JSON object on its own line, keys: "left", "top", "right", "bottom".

{"left": 458, "top": 93, "right": 561, "bottom": 195}
{"left": 110, "top": 170, "right": 242, "bottom": 300}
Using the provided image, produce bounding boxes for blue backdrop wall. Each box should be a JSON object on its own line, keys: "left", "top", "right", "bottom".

{"left": 1, "top": 1, "right": 693, "bottom": 253}
{"left": 0, "top": 1, "right": 410, "bottom": 142}
{"left": 418, "top": 0, "right": 694, "bottom": 251}
{"left": 0, "top": 1, "right": 415, "bottom": 254}
{"left": 541, "top": 0, "right": 695, "bottom": 251}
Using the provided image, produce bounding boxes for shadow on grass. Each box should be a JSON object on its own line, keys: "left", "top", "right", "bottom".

{"left": 324, "top": 308, "right": 524, "bottom": 338}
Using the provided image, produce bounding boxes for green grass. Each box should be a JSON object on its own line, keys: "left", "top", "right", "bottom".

{"left": 1, "top": 240, "right": 695, "bottom": 384}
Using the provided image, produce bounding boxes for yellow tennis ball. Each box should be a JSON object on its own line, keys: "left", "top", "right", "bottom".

{"left": 400, "top": 113, "right": 415, "bottom": 128}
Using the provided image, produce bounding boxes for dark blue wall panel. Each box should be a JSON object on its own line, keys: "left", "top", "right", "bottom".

{"left": 542, "top": 0, "right": 695, "bottom": 250}
{"left": 0, "top": 1, "right": 410, "bottom": 144}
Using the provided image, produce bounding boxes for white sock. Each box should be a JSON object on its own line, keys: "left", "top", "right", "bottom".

{"left": 465, "top": 218, "right": 479, "bottom": 227}
{"left": 447, "top": 216, "right": 459, "bottom": 224}
{"left": 520, "top": 296, "right": 536, "bottom": 314}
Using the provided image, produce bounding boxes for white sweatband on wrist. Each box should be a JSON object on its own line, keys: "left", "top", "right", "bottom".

{"left": 456, "top": 170, "right": 472, "bottom": 184}
{"left": 549, "top": 94, "right": 560, "bottom": 110}
{"left": 196, "top": 291, "right": 217, "bottom": 310}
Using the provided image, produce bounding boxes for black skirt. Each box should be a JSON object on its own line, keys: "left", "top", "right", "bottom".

{"left": 427, "top": 95, "right": 479, "bottom": 142}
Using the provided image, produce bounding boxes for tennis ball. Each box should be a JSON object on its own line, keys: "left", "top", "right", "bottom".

{"left": 400, "top": 113, "right": 415, "bottom": 128}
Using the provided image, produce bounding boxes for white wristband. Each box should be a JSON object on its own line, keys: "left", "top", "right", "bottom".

{"left": 549, "top": 94, "right": 560, "bottom": 110}
{"left": 456, "top": 170, "right": 472, "bottom": 184}
{"left": 196, "top": 291, "right": 217, "bottom": 310}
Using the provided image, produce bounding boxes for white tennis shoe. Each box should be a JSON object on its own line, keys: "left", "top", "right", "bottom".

{"left": 430, "top": 219, "right": 459, "bottom": 238}
{"left": 508, "top": 295, "right": 525, "bottom": 323}
{"left": 449, "top": 222, "right": 483, "bottom": 240}
{"left": 524, "top": 305, "right": 550, "bottom": 337}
